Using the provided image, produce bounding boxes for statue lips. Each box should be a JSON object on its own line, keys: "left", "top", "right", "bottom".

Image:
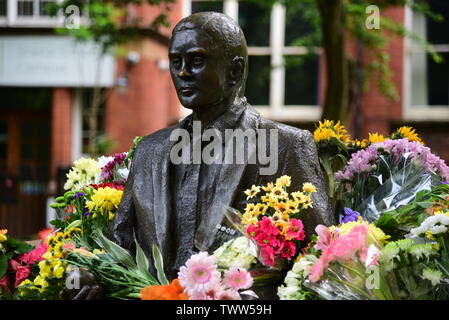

{"left": 179, "top": 86, "right": 197, "bottom": 97}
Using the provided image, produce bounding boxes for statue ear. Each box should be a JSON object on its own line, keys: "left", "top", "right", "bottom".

{"left": 229, "top": 56, "right": 245, "bottom": 87}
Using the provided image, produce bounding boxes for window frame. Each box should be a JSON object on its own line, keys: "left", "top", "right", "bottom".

{"left": 0, "top": 0, "right": 65, "bottom": 27}
{"left": 181, "top": 0, "right": 321, "bottom": 121}
{"left": 403, "top": 5, "right": 449, "bottom": 122}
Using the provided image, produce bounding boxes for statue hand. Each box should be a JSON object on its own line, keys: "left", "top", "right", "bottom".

{"left": 60, "top": 267, "right": 104, "bottom": 300}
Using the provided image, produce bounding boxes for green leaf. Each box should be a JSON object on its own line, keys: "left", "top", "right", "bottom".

{"left": 133, "top": 233, "right": 155, "bottom": 282}
{"left": 152, "top": 245, "right": 169, "bottom": 285}
{"left": 94, "top": 231, "right": 135, "bottom": 269}
{"left": 0, "top": 254, "right": 8, "bottom": 278}
{"left": 64, "top": 219, "right": 82, "bottom": 232}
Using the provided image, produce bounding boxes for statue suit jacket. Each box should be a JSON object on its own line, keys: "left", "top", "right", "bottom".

{"left": 110, "top": 101, "right": 335, "bottom": 278}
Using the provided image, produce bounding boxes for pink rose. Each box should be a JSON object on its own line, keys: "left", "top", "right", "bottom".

{"left": 8, "top": 259, "right": 20, "bottom": 272}
{"left": 19, "top": 242, "right": 48, "bottom": 265}
{"left": 15, "top": 265, "right": 31, "bottom": 288}
{"left": 0, "top": 275, "right": 12, "bottom": 295}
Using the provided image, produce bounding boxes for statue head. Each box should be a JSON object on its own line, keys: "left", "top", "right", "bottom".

{"left": 169, "top": 12, "right": 248, "bottom": 111}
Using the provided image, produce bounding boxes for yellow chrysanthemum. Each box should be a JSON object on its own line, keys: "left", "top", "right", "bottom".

{"left": 38, "top": 261, "right": 52, "bottom": 278}
{"left": 329, "top": 217, "right": 390, "bottom": 245}
{"left": 368, "top": 133, "right": 386, "bottom": 144}
{"left": 86, "top": 187, "right": 123, "bottom": 216}
{"left": 0, "top": 229, "right": 7, "bottom": 242}
{"left": 314, "top": 127, "right": 338, "bottom": 143}
{"left": 302, "top": 182, "right": 317, "bottom": 194}
{"left": 275, "top": 175, "right": 291, "bottom": 188}
{"left": 394, "top": 126, "right": 424, "bottom": 144}
{"left": 52, "top": 261, "right": 65, "bottom": 279}
{"left": 314, "top": 120, "right": 350, "bottom": 143}
{"left": 34, "top": 275, "right": 49, "bottom": 291}
{"left": 244, "top": 185, "right": 261, "bottom": 200}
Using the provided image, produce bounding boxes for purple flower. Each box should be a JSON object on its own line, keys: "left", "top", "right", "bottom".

{"left": 339, "top": 207, "right": 362, "bottom": 224}
{"left": 337, "top": 138, "right": 449, "bottom": 183}
{"left": 73, "top": 192, "right": 84, "bottom": 199}
{"left": 83, "top": 208, "right": 92, "bottom": 217}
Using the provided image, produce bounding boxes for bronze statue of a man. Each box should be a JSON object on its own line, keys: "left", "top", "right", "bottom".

{"left": 110, "top": 12, "right": 335, "bottom": 280}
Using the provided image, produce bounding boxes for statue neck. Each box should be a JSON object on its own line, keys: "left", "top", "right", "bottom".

{"left": 191, "top": 95, "right": 245, "bottom": 128}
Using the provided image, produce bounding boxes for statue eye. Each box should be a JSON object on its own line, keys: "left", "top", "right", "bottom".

{"left": 171, "top": 58, "right": 182, "bottom": 68}
{"left": 191, "top": 55, "right": 205, "bottom": 67}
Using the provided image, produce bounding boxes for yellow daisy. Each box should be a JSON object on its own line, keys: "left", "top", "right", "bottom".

{"left": 244, "top": 185, "right": 261, "bottom": 200}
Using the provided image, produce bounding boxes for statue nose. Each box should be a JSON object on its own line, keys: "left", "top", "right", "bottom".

{"left": 178, "top": 61, "right": 192, "bottom": 79}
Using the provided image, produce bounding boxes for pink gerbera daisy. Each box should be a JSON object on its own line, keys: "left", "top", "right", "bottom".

{"left": 223, "top": 267, "right": 254, "bottom": 291}
{"left": 178, "top": 252, "right": 221, "bottom": 296}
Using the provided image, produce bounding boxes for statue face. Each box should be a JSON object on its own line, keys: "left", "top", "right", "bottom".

{"left": 169, "top": 29, "right": 228, "bottom": 110}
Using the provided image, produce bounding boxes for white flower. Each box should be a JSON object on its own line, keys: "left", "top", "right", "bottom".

{"left": 117, "top": 168, "right": 129, "bottom": 180}
{"left": 284, "top": 271, "right": 301, "bottom": 287}
{"left": 412, "top": 215, "right": 449, "bottom": 236}
{"left": 292, "top": 255, "right": 316, "bottom": 278}
{"left": 408, "top": 243, "right": 436, "bottom": 260}
{"left": 277, "top": 285, "right": 300, "bottom": 300}
{"left": 429, "top": 225, "right": 448, "bottom": 235}
{"left": 97, "top": 156, "right": 114, "bottom": 169}
{"left": 365, "top": 244, "right": 381, "bottom": 267}
{"left": 212, "top": 237, "right": 256, "bottom": 269}
{"left": 422, "top": 268, "right": 443, "bottom": 286}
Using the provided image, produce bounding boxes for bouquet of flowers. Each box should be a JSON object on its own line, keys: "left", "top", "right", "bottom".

{"left": 0, "top": 229, "right": 35, "bottom": 299}
{"left": 177, "top": 252, "right": 256, "bottom": 300}
{"left": 336, "top": 138, "right": 449, "bottom": 223}
{"left": 313, "top": 121, "right": 429, "bottom": 212}
{"left": 225, "top": 176, "right": 315, "bottom": 268}
{"left": 278, "top": 183, "right": 449, "bottom": 300}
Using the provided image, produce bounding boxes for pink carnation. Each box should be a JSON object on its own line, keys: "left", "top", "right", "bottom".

{"left": 14, "top": 265, "right": 31, "bottom": 288}
{"left": 19, "top": 242, "right": 48, "bottom": 265}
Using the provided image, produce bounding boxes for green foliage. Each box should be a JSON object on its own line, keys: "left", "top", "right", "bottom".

{"left": 65, "top": 231, "right": 160, "bottom": 299}
{"left": 247, "top": 0, "right": 445, "bottom": 107}
{"left": 375, "top": 183, "right": 449, "bottom": 240}
{"left": 124, "top": 136, "right": 143, "bottom": 168}
{"left": 48, "top": 0, "right": 175, "bottom": 53}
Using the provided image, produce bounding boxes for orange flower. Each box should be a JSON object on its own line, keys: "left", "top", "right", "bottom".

{"left": 140, "top": 279, "right": 189, "bottom": 300}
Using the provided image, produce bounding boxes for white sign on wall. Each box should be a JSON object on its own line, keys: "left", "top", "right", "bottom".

{"left": 0, "top": 35, "right": 116, "bottom": 87}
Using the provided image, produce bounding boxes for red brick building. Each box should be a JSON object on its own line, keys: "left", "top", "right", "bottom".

{"left": 0, "top": 0, "right": 448, "bottom": 238}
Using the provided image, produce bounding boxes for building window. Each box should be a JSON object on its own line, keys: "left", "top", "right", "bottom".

{"left": 405, "top": 0, "right": 449, "bottom": 120}
{"left": 0, "top": 0, "right": 7, "bottom": 16}
{"left": 0, "top": 0, "right": 62, "bottom": 26}
{"left": 186, "top": 0, "right": 321, "bottom": 121}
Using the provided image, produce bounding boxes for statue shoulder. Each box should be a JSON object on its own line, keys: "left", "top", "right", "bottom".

{"left": 137, "top": 123, "right": 181, "bottom": 149}
{"left": 257, "top": 117, "right": 313, "bottom": 143}
{"left": 131, "top": 123, "right": 182, "bottom": 163}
